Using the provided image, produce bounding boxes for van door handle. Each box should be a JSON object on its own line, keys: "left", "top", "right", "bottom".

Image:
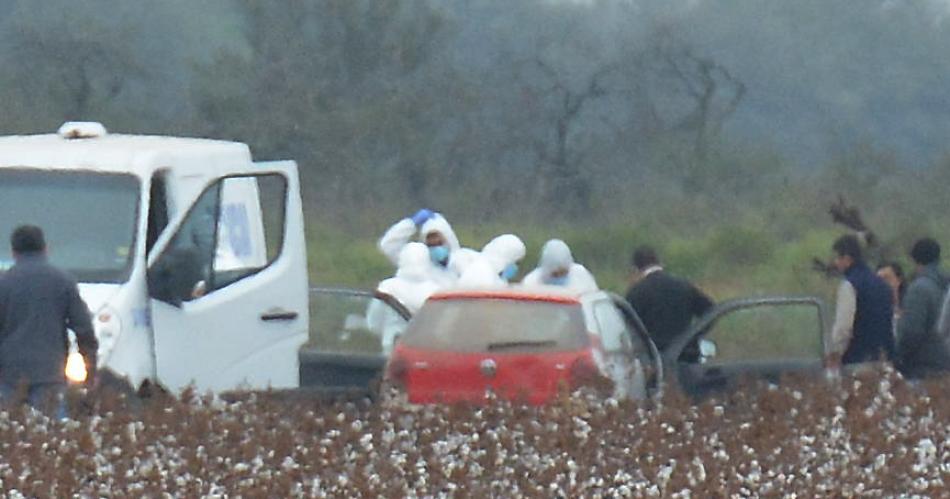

{"left": 260, "top": 309, "right": 299, "bottom": 322}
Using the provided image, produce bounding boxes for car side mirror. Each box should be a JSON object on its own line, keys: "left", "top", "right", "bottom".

{"left": 699, "top": 339, "right": 718, "bottom": 363}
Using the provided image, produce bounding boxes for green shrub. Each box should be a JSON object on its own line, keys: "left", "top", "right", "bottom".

{"left": 706, "top": 225, "right": 777, "bottom": 268}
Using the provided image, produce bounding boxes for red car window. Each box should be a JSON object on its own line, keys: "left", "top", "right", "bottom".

{"left": 402, "top": 298, "right": 587, "bottom": 353}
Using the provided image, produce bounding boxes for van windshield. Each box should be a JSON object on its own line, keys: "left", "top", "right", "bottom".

{"left": 0, "top": 169, "right": 140, "bottom": 283}
{"left": 402, "top": 298, "right": 588, "bottom": 353}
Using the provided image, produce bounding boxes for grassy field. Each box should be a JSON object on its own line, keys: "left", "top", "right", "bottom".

{"left": 305, "top": 220, "right": 845, "bottom": 302}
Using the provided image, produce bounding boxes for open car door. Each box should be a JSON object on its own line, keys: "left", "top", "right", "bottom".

{"left": 146, "top": 162, "right": 308, "bottom": 393}
{"left": 608, "top": 293, "right": 664, "bottom": 399}
{"left": 664, "top": 296, "right": 828, "bottom": 400}
{"left": 300, "top": 287, "right": 411, "bottom": 394}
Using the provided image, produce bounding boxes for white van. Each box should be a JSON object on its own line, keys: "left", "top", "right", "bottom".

{"left": 0, "top": 122, "right": 309, "bottom": 394}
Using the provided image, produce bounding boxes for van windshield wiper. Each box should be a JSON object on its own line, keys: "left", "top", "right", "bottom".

{"left": 486, "top": 340, "right": 557, "bottom": 351}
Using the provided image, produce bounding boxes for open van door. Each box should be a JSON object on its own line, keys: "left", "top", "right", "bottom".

{"left": 146, "top": 162, "right": 308, "bottom": 393}
{"left": 663, "top": 296, "right": 828, "bottom": 399}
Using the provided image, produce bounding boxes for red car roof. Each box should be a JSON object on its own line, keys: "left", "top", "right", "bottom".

{"left": 428, "top": 288, "right": 581, "bottom": 305}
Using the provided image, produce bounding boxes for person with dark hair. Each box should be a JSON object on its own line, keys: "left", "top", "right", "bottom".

{"left": 625, "top": 245, "right": 713, "bottom": 362}
{"left": 0, "top": 225, "right": 97, "bottom": 417}
{"left": 826, "top": 235, "right": 895, "bottom": 368}
{"left": 895, "top": 237, "right": 950, "bottom": 378}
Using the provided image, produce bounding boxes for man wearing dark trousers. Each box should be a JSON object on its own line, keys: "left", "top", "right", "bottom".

{"left": 625, "top": 246, "right": 714, "bottom": 362}
{"left": 0, "top": 225, "right": 97, "bottom": 417}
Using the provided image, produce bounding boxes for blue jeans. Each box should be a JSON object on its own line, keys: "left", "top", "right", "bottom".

{"left": 0, "top": 382, "right": 67, "bottom": 420}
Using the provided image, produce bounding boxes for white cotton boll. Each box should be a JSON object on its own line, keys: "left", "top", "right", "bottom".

{"left": 360, "top": 433, "right": 373, "bottom": 447}
{"left": 656, "top": 462, "right": 675, "bottom": 490}
{"left": 916, "top": 438, "right": 937, "bottom": 466}
{"left": 691, "top": 457, "right": 706, "bottom": 483}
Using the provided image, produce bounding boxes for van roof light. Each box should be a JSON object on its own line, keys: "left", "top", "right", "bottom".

{"left": 57, "top": 121, "right": 107, "bottom": 139}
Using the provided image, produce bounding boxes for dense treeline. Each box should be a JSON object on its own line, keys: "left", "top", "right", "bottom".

{"left": 1, "top": 0, "right": 949, "bottom": 290}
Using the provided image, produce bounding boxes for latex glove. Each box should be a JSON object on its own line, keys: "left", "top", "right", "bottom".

{"left": 411, "top": 209, "right": 435, "bottom": 227}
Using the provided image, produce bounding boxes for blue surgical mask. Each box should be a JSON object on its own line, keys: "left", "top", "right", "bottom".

{"left": 500, "top": 263, "right": 519, "bottom": 282}
{"left": 544, "top": 274, "right": 568, "bottom": 286}
{"left": 429, "top": 245, "right": 450, "bottom": 266}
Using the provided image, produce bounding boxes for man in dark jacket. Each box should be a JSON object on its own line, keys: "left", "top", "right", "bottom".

{"left": 826, "top": 235, "right": 894, "bottom": 368}
{"left": 896, "top": 238, "right": 950, "bottom": 378}
{"left": 625, "top": 246, "right": 714, "bottom": 361}
{"left": 0, "top": 225, "right": 97, "bottom": 415}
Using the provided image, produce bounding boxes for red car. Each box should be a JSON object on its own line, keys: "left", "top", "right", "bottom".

{"left": 383, "top": 287, "right": 663, "bottom": 405}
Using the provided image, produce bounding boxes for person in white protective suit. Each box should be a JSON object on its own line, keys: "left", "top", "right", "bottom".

{"left": 367, "top": 242, "right": 442, "bottom": 355}
{"left": 457, "top": 234, "right": 527, "bottom": 288}
{"left": 522, "top": 239, "right": 599, "bottom": 293}
{"left": 378, "top": 209, "right": 478, "bottom": 287}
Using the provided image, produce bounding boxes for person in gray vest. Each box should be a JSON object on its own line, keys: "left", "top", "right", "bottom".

{"left": 896, "top": 238, "right": 950, "bottom": 379}
{"left": 0, "top": 225, "right": 97, "bottom": 417}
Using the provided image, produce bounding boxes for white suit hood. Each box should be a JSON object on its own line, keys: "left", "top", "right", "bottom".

{"left": 481, "top": 234, "right": 526, "bottom": 272}
{"left": 395, "top": 242, "right": 435, "bottom": 282}
{"left": 539, "top": 239, "right": 574, "bottom": 275}
{"left": 420, "top": 214, "right": 461, "bottom": 252}
{"left": 522, "top": 239, "right": 599, "bottom": 293}
{"left": 457, "top": 234, "right": 525, "bottom": 287}
{"left": 376, "top": 243, "right": 442, "bottom": 313}
{"left": 378, "top": 214, "right": 466, "bottom": 287}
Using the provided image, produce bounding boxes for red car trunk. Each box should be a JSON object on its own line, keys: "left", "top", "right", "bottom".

{"left": 394, "top": 346, "right": 592, "bottom": 405}
{"left": 388, "top": 292, "right": 595, "bottom": 405}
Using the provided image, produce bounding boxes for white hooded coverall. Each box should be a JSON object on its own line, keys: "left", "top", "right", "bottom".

{"left": 367, "top": 242, "right": 442, "bottom": 354}
{"left": 522, "top": 239, "right": 599, "bottom": 294}
{"left": 378, "top": 214, "right": 476, "bottom": 287}
{"left": 457, "top": 234, "right": 526, "bottom": 288}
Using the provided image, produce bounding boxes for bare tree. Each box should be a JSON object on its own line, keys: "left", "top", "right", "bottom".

{"left": 635, "top": 29, "right": 746, "bottom": 191}
{"left": 524, "top": 57, "right": 617, "bottom": 216}
{"left": 0, "top": 1, "right": 151, "bottom": 121}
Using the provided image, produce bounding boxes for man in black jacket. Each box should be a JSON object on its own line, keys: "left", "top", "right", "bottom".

{"left": 625, "top": 246, "right": 714, "bottom": 361}
{"left": 0, "top": 225, "right": 97, "bottom": 416}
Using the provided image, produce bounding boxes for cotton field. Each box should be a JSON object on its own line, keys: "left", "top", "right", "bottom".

{"left": 0, "top": 367, "right": 948, "bottom": 497}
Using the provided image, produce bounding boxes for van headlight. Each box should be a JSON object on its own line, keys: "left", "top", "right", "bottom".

{"left": 65, "top": 351, "right": 87, "bottom": 383}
